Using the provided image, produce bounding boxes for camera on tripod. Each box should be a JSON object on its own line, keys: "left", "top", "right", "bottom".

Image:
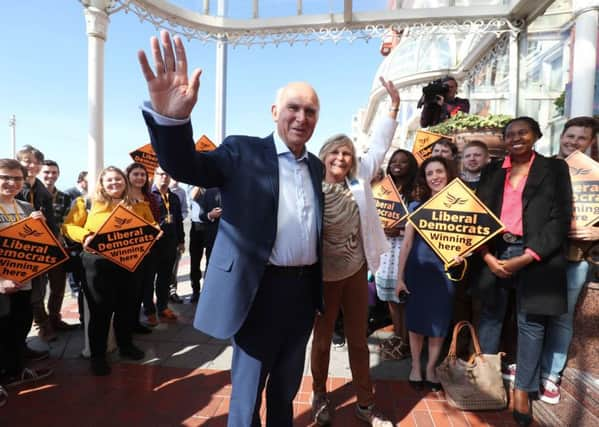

{"left": 417, "top": 79, "right": 450, "bottom": 108}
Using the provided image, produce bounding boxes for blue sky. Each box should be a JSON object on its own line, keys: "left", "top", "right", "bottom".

{"left": 0, "top": 1, "right": 386, "bottom": 188}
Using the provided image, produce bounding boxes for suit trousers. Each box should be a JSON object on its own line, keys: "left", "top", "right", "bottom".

{"left": 144, "top": 236, "right": 178, "bottom": 314}
{"left": 311, "top": 263, "right": 374, "bottom": 407}
{"left": 189, "top": 222, "right": 217, "bottom": 292}
{"left": 47, "top": 265, "right": 68, "bottom": 321}
{"left": 30, "top": 275, "right": 48, "bottom": 330}
{"left": 169, "top": 249, "right": 183, "bottom": 295}
{"left": 228, "top": 265, "right": 317, "bottom": 427}
{"left": 81, "top": 252, "right": 137, "bottom": 357}
{"left": 138, "top": 248, "right": 158, "bottom": 317}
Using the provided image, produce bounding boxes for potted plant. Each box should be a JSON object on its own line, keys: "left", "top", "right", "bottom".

{"left": 428, "top": 112, "right": 512, "bottom": 158}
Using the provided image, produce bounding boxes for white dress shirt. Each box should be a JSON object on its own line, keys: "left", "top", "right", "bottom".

{"left": 269, "top": 131, "right": 318, "bottom": 266}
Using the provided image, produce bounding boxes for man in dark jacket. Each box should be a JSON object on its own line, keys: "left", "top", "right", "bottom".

{"left": 15, "top": 145, "right": 57, "bottom": 355}
{"left": 144, "top": 166, "right": 185, "bottom": 323}
{"left": 188, "top": 186, "right": 221, "bottom": 303}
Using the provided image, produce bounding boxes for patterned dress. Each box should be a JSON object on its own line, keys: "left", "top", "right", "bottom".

{"left": 375, "top": 235, "right": 403, "bottom": 303}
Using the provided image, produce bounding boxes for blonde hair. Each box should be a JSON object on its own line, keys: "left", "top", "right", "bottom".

{"left": 94, "top": 166, "right": 131, "bottom": 206}
{"left": 319, "top": 134, "right": 357, "bottom": 180}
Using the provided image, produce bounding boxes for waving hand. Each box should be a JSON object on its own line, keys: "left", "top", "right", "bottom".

{"left": 138, "top": 30, "right": 202, "bottom": 119}
{"left": 379, "top": 76, "right": 400, "bottom": 119}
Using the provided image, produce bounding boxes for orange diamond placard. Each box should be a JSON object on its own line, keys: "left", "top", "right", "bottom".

{"left": 86, "top": 205, "right": 160, "bottom": 272}
{"left": 408, "top": 178, "right": 504, "bottom": 267}
{"left": 372, "top": 176, "right": 409, "bottom": 229}
{"left": 412, "top": 130, "right": 448, "bottom": 165}
{"left": 565, "top": 151, "right": 599, "bottom": 227}
{"left": 195, "top": 135, "right": 217, "bottom": 152}
{"left": 0, "top": 217, "right": 69, "bottom": 282}
{"left": 129, "top": 143, "right": 159, "bottom": 180}
{"left": 130, "top": 136, "right": 217, "bottom": 181}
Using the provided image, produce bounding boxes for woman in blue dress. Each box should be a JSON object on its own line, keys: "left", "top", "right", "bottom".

{"left": 396, "top": 156, "right": 457, "bottom": 390}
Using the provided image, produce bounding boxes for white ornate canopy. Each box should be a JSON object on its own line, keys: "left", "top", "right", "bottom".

{"left": 107, "top": 0, "right": 554, "bottom": 46}
{"left": 78, "top": 0, "right": 597, "bottom": 190}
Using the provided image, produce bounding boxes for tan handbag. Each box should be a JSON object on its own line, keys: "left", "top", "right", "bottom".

{"left": 436, "top": 320, "right": 508, "bottom": 411}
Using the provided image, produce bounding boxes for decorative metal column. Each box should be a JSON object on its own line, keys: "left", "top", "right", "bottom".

{"left": 507, "top": 32, "right": 520, "bottom": 117}
{"left": 83, "top": 0, "right": 110, "bottom": 194}
{"left": 214, "top": 0, "right": 228, "bottom": 144}
{"left": 571, "top": 0, "right": 599, "bottom": 117}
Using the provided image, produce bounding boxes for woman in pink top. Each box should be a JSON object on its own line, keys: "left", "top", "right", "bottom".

{"left": 471, "top": 117, "right": 572, "bottom": 426}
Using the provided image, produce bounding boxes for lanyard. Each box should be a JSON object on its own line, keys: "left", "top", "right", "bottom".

{"left": 159, "top": 191, "right": 172, "bottom": 223}
{"left": 159, "top": 191, "right": 170, "bottom": 213}
{"left": 0, "top": 200, "right": 22, "bottom": 222}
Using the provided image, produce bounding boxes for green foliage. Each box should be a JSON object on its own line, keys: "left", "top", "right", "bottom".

{"left": 554, "top": 91, "right": 565, "bottom": 116}
{"left": 428, "top": 112, "right": 513, "bottom": 135}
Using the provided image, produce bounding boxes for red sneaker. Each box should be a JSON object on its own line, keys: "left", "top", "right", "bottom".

{"left": 540, "top": 379, "right": 560, "bottom": 405}
{"left": 502, "top": 363, "right": 516, "bottom": 382}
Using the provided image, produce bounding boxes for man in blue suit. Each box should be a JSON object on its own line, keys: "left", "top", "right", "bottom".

{"left": 139, "top": 31, "right": 324, "bottom": 427}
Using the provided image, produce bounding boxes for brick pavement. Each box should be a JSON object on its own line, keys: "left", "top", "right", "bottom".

{"left": 0, "top": 256, "right": 528, "bottom": 426}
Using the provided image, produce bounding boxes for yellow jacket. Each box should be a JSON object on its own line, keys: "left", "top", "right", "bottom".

{"left": 62, "top": 197, "right": 157, "bottom": 243}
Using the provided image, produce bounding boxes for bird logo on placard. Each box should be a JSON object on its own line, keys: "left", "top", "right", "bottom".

{"left": 114, "top": 217, "right": 133, "bottom": 229}
{"left": 444, "top": 193, "right": 468, "bottom": 209}
{"left": 380, "top": 185, "right": 392, "bottom": 197}
{"left": 569, "top": 166, "right": 591, "bottom": 176}
{"left": 18, "top": 224, "right": 43, "bottom": 238}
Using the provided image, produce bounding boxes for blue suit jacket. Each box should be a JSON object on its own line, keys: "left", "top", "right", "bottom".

{"left": 143, "top": 112, "right": 324, "bottom": 339}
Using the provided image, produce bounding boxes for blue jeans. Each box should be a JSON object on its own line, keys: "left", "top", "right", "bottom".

{"left": 477, "top": 242, "right": 557, "bottom": 392}
{"left": 478, "top": 243, "right": 522, "bottom": 354}
{"left": 540, "top": 261, "right": 589, "bottom": 382}
{"left": 515, "top": 307, "right": 552, "bottom": 392}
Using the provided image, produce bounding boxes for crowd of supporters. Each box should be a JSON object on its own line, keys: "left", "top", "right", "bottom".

{"left": 0, "top": 105, "right": 597, "bottom": 427}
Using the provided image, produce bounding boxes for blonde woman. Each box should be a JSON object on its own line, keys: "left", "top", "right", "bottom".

{"left": 63, "top": 166, "right": 156, "bottom": 375}
{"left": 310, "top": 77, "right": 398, "bottom": 426}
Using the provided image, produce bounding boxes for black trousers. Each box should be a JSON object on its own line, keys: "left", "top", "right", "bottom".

{"left": 136, "top": 248, "right": 157, "bottom": 317}
{"left": 189, "top": 222, "right": 217, "bottom": 292}
{"left": 81, "top": 252, "right": 137, "bottom": 357}
{"left": 0, "top": 290, "right": 32, "bottom": 377}
{"left": 144, "top": 236, "right": 177, "bottom": 314}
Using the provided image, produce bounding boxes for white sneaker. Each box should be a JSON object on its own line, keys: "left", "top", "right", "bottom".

{"left": 355, "top": 404, "right": 393, "bottom": 427}
{"left": 540, "top": 378, "right": 561, "bottom": 405}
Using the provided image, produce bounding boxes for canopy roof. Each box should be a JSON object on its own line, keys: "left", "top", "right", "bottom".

{"left": 107, "top": 0, "right": 556, "bottom": 46}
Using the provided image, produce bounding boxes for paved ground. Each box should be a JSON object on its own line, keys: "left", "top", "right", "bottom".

{"left": 0, "top": 256, "right": 524, "bottom": 426}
